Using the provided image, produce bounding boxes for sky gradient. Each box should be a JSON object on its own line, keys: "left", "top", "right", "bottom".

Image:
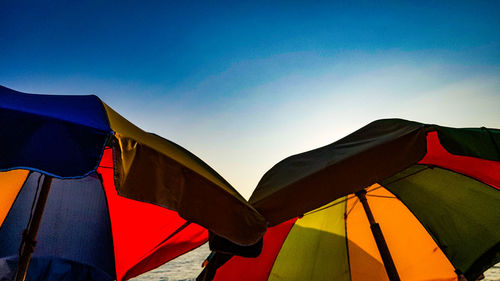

{"left": 1, "top": 1, "right": 500, "bottom": 198}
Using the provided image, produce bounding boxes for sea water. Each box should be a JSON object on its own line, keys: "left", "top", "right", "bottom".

{"left": 131, "top": 243, "right": 210, "bottom": 281}
{"left": 132, "top": 243, "right": 500, "bottom": 281}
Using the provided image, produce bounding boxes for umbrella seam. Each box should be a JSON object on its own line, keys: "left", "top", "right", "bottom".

{"left": 304, "top": 196, "right": 354, "bottom": 217}
{"left": 382, "top": 166, "right": 430, "bottom": 186}
{"left": 417, "top": 163, "right": 500, "bottom": 192}
{"left": 344, "top": 199, "right": 353, "bottom": 281}
{"left": 266, "top": 220, "right": 298, "bottom": 281}
{"left": 95, "top": 172, "right": 118, "bottom": 280}
{"left": 344, "top": 198, "right": 358, "bottom": 220}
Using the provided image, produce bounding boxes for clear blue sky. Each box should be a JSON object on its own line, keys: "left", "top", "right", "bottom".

{"left": 2, "top": 0, "right": 500, "bottom": 198}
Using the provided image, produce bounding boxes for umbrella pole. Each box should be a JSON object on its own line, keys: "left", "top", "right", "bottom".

{"left": 15, "top": 175, "right": 53, "bottom": 281}
{"left": 355, "top": 190, "right": 401, "bottom": 281}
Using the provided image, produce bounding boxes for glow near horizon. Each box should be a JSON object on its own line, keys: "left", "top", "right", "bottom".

{"left": 76, "top": 52, "right": 500, "bottom": 198}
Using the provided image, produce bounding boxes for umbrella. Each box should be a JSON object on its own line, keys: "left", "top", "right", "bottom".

{"left": 0, "top": 85, "right": 266, "bottom": 281}
{"left": 199, "top": 119, "right": 500, "bottom": 281}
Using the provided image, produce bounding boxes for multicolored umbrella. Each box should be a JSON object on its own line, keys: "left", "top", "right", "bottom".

{"left": 200, "top": 119, "right": 500, "bottom": 281}
{"left": 0, "top": 85, "right": 266, "bottom": 281}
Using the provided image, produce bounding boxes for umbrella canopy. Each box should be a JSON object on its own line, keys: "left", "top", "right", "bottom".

{"left": 0, "top": 85, "right": 266, "bottom": 281}
{"left": 199, "top": 119, "right": 500, "bottom": 281}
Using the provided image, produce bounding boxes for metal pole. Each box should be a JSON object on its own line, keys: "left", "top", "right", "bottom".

{"left": 355, "top": 189, "right": 401, "bottom": 281}
{"left": 15, "top": 175, "right": 53, "bottom": 281}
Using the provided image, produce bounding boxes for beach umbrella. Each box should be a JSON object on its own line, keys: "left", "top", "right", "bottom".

{"left": 199, "top": 119, "right": 500, "bottom": 281}
{"left": 0, "top": 85, "right": 266, "bottom": 281}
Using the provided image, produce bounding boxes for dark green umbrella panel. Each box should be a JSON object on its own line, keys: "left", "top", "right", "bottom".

{"left": 203, "top": 119, "right": 500, "bottom": 281}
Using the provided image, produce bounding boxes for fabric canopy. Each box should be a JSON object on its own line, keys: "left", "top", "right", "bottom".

{"left": 250, "top": 119, "right": 499, "bottom": 226}
{"left": 200, "top": 119, "right": 500, "bottom": 281}
{"left": 0, "top": 85, "right": 266, "bottom": 280}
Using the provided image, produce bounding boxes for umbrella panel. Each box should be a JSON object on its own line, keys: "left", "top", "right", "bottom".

{"left": 207, "top": 123, "right": 500, "bottom": 281}
{"left": 383, "top": 165, "right": 500, "bottom": 279}
{"left": 419, "top": 131, "right": 500, "bottom": 190}
{"left": 0, "top": 148, "right": 210, "bottom": 281}
{"left": 347, "top": 185, "right": 456, "bottom": 281}
{"left": 97, "top": 148, "right": 208, "bottom": 280}
{"left": 1, "top": 85, "right": 267, "bottom": 280}
{"left": 209, "top": 186, "right": 464, "bottom": 281}
{"left": 0, "top": 170, "right": 29, "bottom": 226}
{"left": 0, "top": 171, "right": 115, "bottom": 280}
{"left": 208, "top": 218, "right": 297, "bottom": 281}
{"left": 0, "top": 85, "right": 110, "bottom": 178}
{"left": 267, "top": 198, "right": 350, "bottom": 281}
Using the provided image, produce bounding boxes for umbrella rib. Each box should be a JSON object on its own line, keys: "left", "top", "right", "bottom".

{"left": 344, "top": 197, "right": 358, "bottom": 219}
{"left": 303, "top": 180, "right": 406, "bottom": 218}
{"left": 24, "top": 173, "right": 42, "bottom": 243}
{"left": 128, "top": 222, "right": 194, "bottom": 278}
{"left": 366, "top": 184, "right": 384, "bottom": 193}
{"left": 16, "top": 174, "right": 53, "bottom": 281}
{"left": 304, "top": 195, "right": 356, "bottom": 217}
{"left": 17, "top": 172, "right": 37, "bottom": 257}
{"left": 382, "top": 166, "right": 430, "bottom": 187}
{"left": 150, "top": 221, "right": 192, "bottom": 252}
{"left": 366, "top": 194, "right": 397, "bottom": 199}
